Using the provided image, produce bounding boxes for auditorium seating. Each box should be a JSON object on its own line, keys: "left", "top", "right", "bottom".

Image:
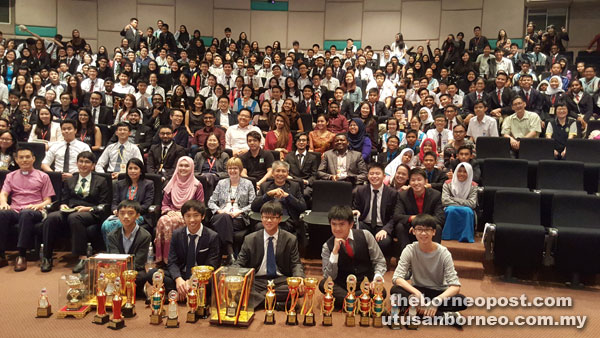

{"left": 475, "top": 137, "right": 511, "bottom": 160}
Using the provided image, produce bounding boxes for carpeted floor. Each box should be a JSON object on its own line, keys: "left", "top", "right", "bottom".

{"left": 1, "top": 253, "right": 599, "bottom": 338}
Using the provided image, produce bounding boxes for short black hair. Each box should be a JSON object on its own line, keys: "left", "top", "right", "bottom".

{"left": 367, "top": 162, "right": 385, "bottom": 173}
{"left": 246, "top": 130, "right": 262, "bottom": 142}
{"left": 412, "top": 214, "right": 437, "bottom": 229}
{"left": 181, "top": 200, "right": 206, "bottom": 216}
{"left": 60, "top": 119, "right": 77, "bottom": 129}
{"left": 410, "top": 167, "right": 427, "bottom": 180}
{"left": 328, "top": 205, "right": 354, "bottom": 223}
{"left": 117, "top": 200, "right": 142, "bottom": 214}
{"left": 76, "top": 151, "right": 96, "bottom": 163}
{"left": 457, "top": 145, "right": 473, "bottom": 154}
{"left": 260, "top": 200, "right": 283, "bottom": 216}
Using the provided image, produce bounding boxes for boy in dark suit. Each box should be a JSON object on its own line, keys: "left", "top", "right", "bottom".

{"left": 283, "top": 133, "right": 319, "bottom": 199}
{"left": 146, "top": 125, "right": 187, "bottom": 179}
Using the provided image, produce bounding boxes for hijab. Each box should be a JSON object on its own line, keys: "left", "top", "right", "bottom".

{"left": 419, "top": 107, "right": 434, "bottom": 124}
{"left": 163, "top": 156, "right": 200, "bottom": 209}
{"left": 450, "top": 162, "right": 473, "bottom": 200}
{"left": 418, "top": 138, "right": 437, "bottom": 162}
{"left": 348, "top": 118, "right": 367, "bottom": 151}
{"left": 384, "top": 148, "right": 415, "bottom": 177}
{"left": 545, "top": 76, "right": 565, "bottom": 96}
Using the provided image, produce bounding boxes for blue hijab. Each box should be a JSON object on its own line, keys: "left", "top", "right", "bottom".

{"left": 348, "top": 118, "right": 367, "bottom": 151}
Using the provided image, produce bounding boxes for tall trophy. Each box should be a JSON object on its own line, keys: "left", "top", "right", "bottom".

{"left": 321, "top": 277, "right": 335, "bottom": 326}
{"left": 285, "top": 277, "right": 302, "bottom": 325}
{"left": 343, "top": 274, "right": 357, "bottom": 327}
{"left": 108, "top": 277, "right": 125, "bottom": 330}
{"left": 301, "top": 277, "right": 318, "bottom": 326}
{"left": 122, "top": 270, "right": 138, "bottom": 318}
{"left": 192, "top": 265, "right": 214, "bottom": 318}
{"left": 264, "top": 280, "right": 276, "bottom": 325}
{"left": 358, "top": 277, "right": 371, "bottom": 326}
{"left": 93, "top": 273, "right": 109, "bottom": 324}
{"left": 210, "top": 267, "right": 255, "bottom": 326}
{"left": 225, "top": 275, "right": 244, "bottom": 318}
{"left": 186, "top": 277, "right": 199, "bottom": 323}
{"left": 36, "top": 288, "right": 52, "bottom": 318}
{"left": 166, "top": 290, "right": 179, "bottom": 328}
{"left": 150, "top": 270, "right": 165, "bottom": 325}
{"left": 371, "top": 276, "right": 384, "bottom": 328}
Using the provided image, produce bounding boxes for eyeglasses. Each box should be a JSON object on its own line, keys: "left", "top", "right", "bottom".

{"left": 0, "top": 138, "right": 13, "bottom": 142}
{"left": 413, "top": 227, "right": 433, "bottom": 234}
{"left": 261, "top": 215, "right": 281, "bottom": 221}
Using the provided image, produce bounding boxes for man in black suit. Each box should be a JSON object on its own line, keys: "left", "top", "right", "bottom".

{"left": 331, "top": 57, "right": 346, "bottom": 84}
{"left": 394, "top": 167, "right": 445, "bottom": 252}
{"left": 284, "top": 133, "right": 319, "bottom": 199}
{"left": 516, "top": 74, "right": 546, "bottom": 120}
{"left": 145, "top": 93, "right": 171, "bottom": 131}
{"left": 121, "top": 18, "right": 142, "bottom": 51}
{"left": 219, "top": 27, "right": 234, "bottom": 54}
{"left": 158, "top": 23, "right": 177, "bottom": 54}
{"left": 356, "top": 88, "right": 390, "bottom": 118}
{"left": 422, "top": 151, "right": 448, "bottom": 192}
{"left": 110, "top": 109, "right": 154, "bottom": 153}
{"left": 376, "top": 135, "right": 400, "bottom": 167}
{"left": 89, "top": 91, "right": 114, "bottom": 125}
{"left": 352, "top": 163, "right": 398, "bottom": 256}
{"left": 65, "top": 46, "right": 80, "bottom": 75}
{"left": 233, "top": 201, "right": 305, "bottom": 308}
{"left": 297, "top": 85, "right": 324, "bottom": 119}
{"left": 461, "top": 77, "right": 489, "bottom": 124}
{"left": 41, "top": 151, "right": 110, "bottom": 273}
{"left": 146, "top": 125, "right": 187, "bottom": 179}
{"left": 488, "top": 71, "right": 515, "bottom": 120}
{"left": 328, "top": 87, "right": 354, "bottom": 118}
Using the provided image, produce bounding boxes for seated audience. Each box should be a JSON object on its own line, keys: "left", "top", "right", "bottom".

{"left": 41, "top": 119, "right": 91, "bottom": 176}
{"left": 347, "top": 118, "right": 372, "bottom": 162}
{"left": 501, "top": 96, "right": 542, "bottom": 152}
{"left": 147, "top": 125, "right": 187, "bottom": 180}
{"left": 545, "top": 102, "right": 577, "bottom": 159}
{"left": 225, "top": 108, "right": 262, "bottom": 156}
{"left": 441, "top": 163, "right": 477, "bottom": 243}
{"left": 96, "top": 122, "right": 143, "bottom": 178}
{"left": 318, "top": 133, "right": 367, "bottom": 185}
{"left": 241, "top": 130, "right": 274, "bottom": 189}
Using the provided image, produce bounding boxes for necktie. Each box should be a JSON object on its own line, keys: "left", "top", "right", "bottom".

{"left": 274, "top": 102, "right": 279, "bottom": 113}
{"left": 574, "top": 93, "right": 580, "bottom": 104}
{"left": 92, "top": 107, "right": 98, "bottom": 123}
{"left": 226, "top": 76, "right": 231, "bottom": 89}
{"left": 497, "top": 89, "right": 502, "bottom": 106}
{"left": 477, "top": 92, "right": 482, "bottom": 100}
{"left": 525, "top": 92, "right": 530, "bottom": 104}
{"left": 162, "top": 145, "right": 168, "bottom": 161}
{"left": 438, "top": 132, "right": 442, "bottom": 149}
{"left": 297, "top": 153, "right": 303, "bottom": 166}
{"left": 266, "top": 236, "right": 276, "bottom": 277}
{"left": 305, "top": 101, "right": 310, "bottom": 114}
{"left": 115, "top": 144, "right": 125, "bottom": 169}
{"left": 372, "top": 103, "right": 376, "bottom": 116}
{"left": 344, "top": 238, "right": 354, "bottom": 258}
{"left": 449, "top": 120, "right": 453, "bottom": 131}
{"left": 186, "top": 234, "right": 197, "bottom": 279}
{"left": 77, "top": 177, "right": 87, "bottom": 196}
{"left": 89, "top": 79, "right": 95, "bottom": 92}
{"left": 371, "top": 189, "right": 379, "bottom": 227}
{"left": 63, "top": 142, "right": 70, "bottom": 173}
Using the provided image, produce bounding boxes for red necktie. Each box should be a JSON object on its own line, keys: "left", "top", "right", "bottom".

{"left": 306, "top": 101, "right": 310, "bottom": 114}
{"left": 525, "top": 92, "right": 530, "bottom": 104}
{"left": 497, "top": 90, "right": 502, "bottom": 106}
{"left": 344, "top": 239, "right": 354, "bottom": 258}
{"left": 372, "top": 103, "right": 376, "bottom": 116}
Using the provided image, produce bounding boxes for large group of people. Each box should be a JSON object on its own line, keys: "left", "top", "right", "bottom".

{"left": 0, "top": 16, "right": 599, "bottom": 322}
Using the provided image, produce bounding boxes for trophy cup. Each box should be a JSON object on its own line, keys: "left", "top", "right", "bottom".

{"left": 108, "top": 277, "right": 125, "bottom": 330}
{"left": 93, "top": 273, "right": 109, "bottom": 324}
{"left": 57, "top": 274, "right": 91, "bottom": 318}
{"left": 66, "top": 275, "right": 85, "bottom": 311}
{"left": 186, "top": 277, "right": 199, "bottom": 323}
{"left": 301, "top": 277, "right": 318, "bottom": 326}
{"left": 358, "top": 277, "right": 371, "bottom": 327}
{"left": 371, "top": 276, "right": 384, "bottom": 328}
{"left": 321, "top": 277, "right": 335, "bottom": 326}
{"left": 36, "top": 288, "right": 52, "bottom": 318}
{"left": 225, "top": 275, "right": 244, "bottom": 318}
{"left": 388, "top": 294, "right": 402, "bottom": 330}
{"left": 166, "top": 290, "right": 179, "bottom": 328}
{"left": 191, "top": 265, "right": 214, "bottom": 318}
{"left": 264, "top": 280, "right": 276, "bottom": 325}
{"left": 343, "top": 274, "right": 357, "bottom": 327}
{"left": 150, "top": 270, "right": 165, "bottom": 325}
{"left": 285, "top": 277, "right": 302, "bottom": 325}
{"left": 122, "top": 270, "right": 138, "bottom": 318}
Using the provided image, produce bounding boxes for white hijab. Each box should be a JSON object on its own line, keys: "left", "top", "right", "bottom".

{"left": 385, "top": 148, "right": 415, "bottom": 177}
{"left": 419, "top": 107, "right": 434, "bottom": 124}
{"left": 451, "top": 162, "right": 473, "bottom": 200}
{"left": 545, "top": 76, "right": 565, "bottom": 96}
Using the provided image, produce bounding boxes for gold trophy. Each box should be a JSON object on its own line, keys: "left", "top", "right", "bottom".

{"left": 186, "top": 277, "right": 199, "bottom": 323}
{"left": 108, "top": 277, "right": 125, "bottom": 330}
{"left": 343, "top": 274, "right": 357, "bottom": 327}
{"left": 150, "top": 270, "right": 165, "bottom": 325}
{"left": 166, "top": 290, "right": 179, "bottom": 328}
{"left": 93, "top": 273, "right": 109, "bottom": 324}
{"left": 321, "top": 277, "right": 335, "bottom": 326}
{"left": 36, "top": 288, "right": 52, "bottom": 318}
{"left": 301, "top": 277, "right": 318, "bottom": 326}
{"left": 285, "top": 277, "right": 302, "bottom": 325}
{"left": 371, "top": 276, "right": 384, "bottom": 328}
{"left": 358, "top": 277, "right": 371, "bottom": 326}
{"left": 264, "top": 280, "right": 276, "bottom": 325}
{"left": 192, "top": 265, "right": 214, "bottom": 318}
{"left": 66, "top": 275, "right": 85, "bottom": 310}
{"left": 225, "top": 275, "right": 244, "bottom": 318}
{"left": 122, "top": 270, "right": 138, "bottom": 318}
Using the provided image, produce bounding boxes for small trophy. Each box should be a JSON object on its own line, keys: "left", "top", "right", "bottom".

{"left": 191, "top": 265, "right": 214, "bottom": 318}
{"left": 150, "top": 270, "right": 165, "bottom": 325}
{"left": 165, "top": 290, "right": 179, "bottom": 328}
{"left": 388, "top": 294, "right": 402, "bottom": 330}
{"left": 358, "top": 277, "right": 371, "bottom": 326}
{"left": 343, "top": 274, "right": 357, "bottom": 327}
{"left": 301, "top": 277, "right": 318, "bottom": 326}
{"left": 371, "top": 276, "right": 384, "bottom": 328}
{"left": 108, "top": 277, "right": 125, "bottom": 330}
{"left": 285, "top": 277, "right": 302, "bottom": 325}
{"left": 93, "top": 273, "right": 109, "bottom": 324}
{"left": 321, "top": 277, "right": 335, "bottom": 326}
{"left": 406, "top": 295, "right": 419, "bottom": 330}
{"left": 36, "top": 288, "right": 52, "bottom": 318}
{"left": 225, "top": 275, "right": 244, "bottom": 318}
{"left": 264, "top": 280, "right": 276, "bottom": 325}
{"left": 186, "top": 277, "right": 199, "bottom": 323}
{"left": 122, "top": 270, "right": 138, "bottom": 318}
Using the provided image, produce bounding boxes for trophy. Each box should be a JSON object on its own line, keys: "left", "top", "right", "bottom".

{"left": 358, "top": 277, "right": 371, "bottom": 326}
{"left": 343, "top": 274, "right": 357, "bottom": 327}
{"left": 191, "top": 265, "right": 214, "bottom": 318}
{"left": 225, "top": 275, "right": 244, "bottom": 318}
{"left": 108, "top": 277, "right": 125, "bottom": 330}
{"left": 57, "top": 274, "right": 91, "bottom": 318}
{"left": 150, "top": 270, "right": 165, "bottom": 325}
{"left": 321, "top": 277, "right": 335, "bottom": 326}
{"left": 93, "top": 273, "right": 109, "bottom": 324}
{"left": 210, "top": 267, "right": 255, "bottom": 326}
{"left": 166, "top": 290, "right": 179, "bottom": 328}
{"left": 406, "top": 295, "right": 419, "bottom": 330}
{"left": 36, "top": 288, "right": 52, "bottom": 318}
{"left": 285, "top": 277, "right": 302, "bottom": 325}
{"left": 388, "top": 294, "right": 402, "bottom": 330}
{"left": 301, "top": 277, "right": 318, "bottom": 326}
{"left": 121, "top": 270, "right": 137, "bottom": 318}
{"left": 186, "top": 277, "right": 199, "bottom": 323}
{"left": 371, "top": 276, "right": 384, "bottom": 328}
{"left": 66, "top": 275, "right": 85, "bottom": 310}
{"left": 264, "top": 280, "right": 276, "bottom": 325}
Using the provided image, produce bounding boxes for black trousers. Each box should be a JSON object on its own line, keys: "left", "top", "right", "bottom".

{"left": 318, "top": 277, "right": 387, "bottom": 310}
{"left": 42, "top": 210, "right": 101, "bottom": 257}
{"left": 360, "top": 221, "right": 392, "bottom": 257}
{"left": 389, "top": 285, "right": 467, "bottom": 313}
{"left": 0, "top": 209, "right": 43, "bottom": 253}
{"left": 394, "top": 222, "right": 442, "bottom": 253}
{"left": 209, "top": 213, "right": 246, "bottom": 246}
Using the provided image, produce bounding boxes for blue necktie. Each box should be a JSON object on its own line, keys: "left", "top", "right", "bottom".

{"left": 266, "top": 236, "right": 276, "bottom": 277}
{"left": 186, "top": 234, "right": 197, "bottom": 279}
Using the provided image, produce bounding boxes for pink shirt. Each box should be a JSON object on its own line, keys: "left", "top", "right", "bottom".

{"left": 2, "top": 169, "right": 55, "bottom": 212}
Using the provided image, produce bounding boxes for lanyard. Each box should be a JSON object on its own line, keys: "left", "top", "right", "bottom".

{"left": 207, "top": 157, "right": 216, "bottom": 172}
{"left": 40, "top": 127, "right": 49, "bottom": 140}
{"left": 79, "top": 129, "right": 87, "bottom": 142}
{"left": 127, "top": 185, "right": 137, "bottom": 200}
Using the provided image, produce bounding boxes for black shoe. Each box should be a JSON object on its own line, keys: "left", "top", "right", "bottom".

{"left": 72, "top": 259, "right": 87, "bottom": 273}
{"left": 41, "top": 258, "right": 53, "bottom": 272}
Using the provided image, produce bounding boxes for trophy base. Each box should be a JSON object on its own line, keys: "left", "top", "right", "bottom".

{"left": 122, "top": 306, "right": 136, "bottom": 318}
{"left": 196, "top": 305, "right": 210, "bottom": 319}
{"left": 166, "top": 317, "right": 179, "bottom": 328}
{"left": 186, "top": 311, "right": 199, "bottom": 323}
{"left": 303, "top": 314, "right": 315, "bottom": 326}
{"left": 108, "top": 319, "right": 125, "bottom": 330}
{"left": 150, "top": 314, "right": 163, "bottom": 325}
{"left": 286, "top": 313, "right": 298, "bottom": 326}
{"left": 57, "top": 305, "right": 91, "bottom": 319}
{"left": 373, "top": 316, "right": 383, "bottom": 328}
{"left": 322, "top": 315, "right": 333, "bottom": 326}
{"left": 345, "top": 315, "right": 356, "bottom": 327}
{"left": 36, "top": 306, "right": 52, "bottom": 318}
{"left": 359, "top": 315, "right": 370, "bottom": 327}
{"left": 264, "top": 311, "right": 275, "bottom": 325}
{"left": 93, "top": 313, "right": 109, "bottom": 324}
{"left": 209, "top": 308, "right": 255, "bottom": 327}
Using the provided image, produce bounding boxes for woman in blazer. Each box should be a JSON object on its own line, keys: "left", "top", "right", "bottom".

{"left": 28, "top": 107, "right": 63, "bottom": 149}
{"left": 194, "top": 133, "right": 230, "bottom": 189}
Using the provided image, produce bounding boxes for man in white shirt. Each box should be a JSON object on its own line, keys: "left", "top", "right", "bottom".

{"left": 270, "top": 86, "right": 285, "bottom": 114}
{"left": 112, "top": 72, "right": 135, "bottom": 95}
{"left": 134, "top": 79, "right": 152, "bottom": 110}
{"left": 297, "top": 64, "right": 311, "bottom": 90}
{"left": 41, "top": 119, "right": 91, "bottom": 179}
{"left": 467, "top": 100, "right": 499, "bottom": 142}
{"left": 487, "top": 48, "right": 514, "bottom": 78}
{"left": 96, "top": 122, "right": 143, "bottom": 178}
{"left": 426, "top": 114, "right": 454, "bottom": 153}
{"left": 366, "top": 73, "right": 394, "bottom": 106}
{"left": 80, "top": 67, "right": 104, "bottom": 93}
{"left": 41, "top": 69, "right": 66, "bottom": 100}
{"left": 225, "top": 109, "right": 263, "bottom": 156}
{"left": 244, "top": 66, "right": 262, "bottom": 92}
{"left": 218, "top": 62, "right": 237, "bottom": 93}
{"left": 322, "top": 66, "right": 340, "bottom": 93}
{"left": 267, "top": 65, "right": 286, "bottom": 89}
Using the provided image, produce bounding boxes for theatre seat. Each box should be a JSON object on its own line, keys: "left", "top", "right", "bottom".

{"left": 475, "top": 137, "right": 511, "bottom": 160}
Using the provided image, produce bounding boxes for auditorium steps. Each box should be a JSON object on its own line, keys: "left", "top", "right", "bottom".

{"left": 442, "top": 233, "right": 488, "bottom": 280}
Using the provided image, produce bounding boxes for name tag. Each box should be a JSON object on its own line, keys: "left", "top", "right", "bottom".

{"left": 259, "top": 158, "right": 264, "bottom": 164}
{"left": 120, "top": 163, "right": 127, "bottom": 173}
{"left": 549, "top": 107, "right": 555, "bottom": 116}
